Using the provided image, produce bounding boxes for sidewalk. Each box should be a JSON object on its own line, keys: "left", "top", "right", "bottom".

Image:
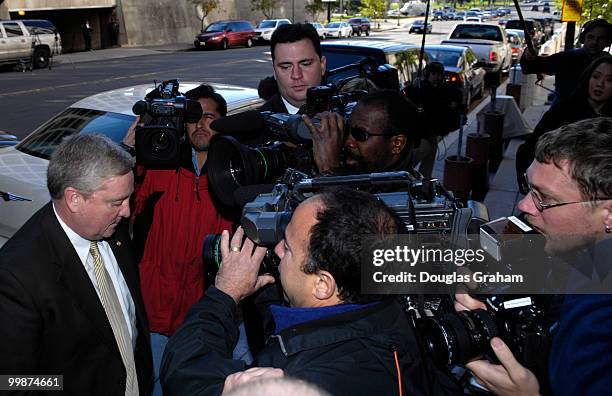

{"left": 430, "top": 77, "right": 554, "bottom": 220}
{"left": 53, "top": 43, "right": 193, "bottom": 66}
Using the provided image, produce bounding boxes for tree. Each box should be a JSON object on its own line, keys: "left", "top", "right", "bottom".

{"left": 306, "top": 0, "right": 326, "bottom": 22}
{"left": 360, "top": 0, "right": 387, "bottom": 20}
{"left": 582, "top": 0, "right": 612, "bottom": 22}
{"left": 188, "top": 0, "right": 218, "bottom": 30}
{"left": 251, "top": 0, "right": 282, "bottom": 19}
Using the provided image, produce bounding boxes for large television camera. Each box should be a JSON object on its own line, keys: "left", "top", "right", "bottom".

{"left": 132, "top": 79, "right": 202, "bottom": 166}
{"left": 203, "top": 168, "right": 474, "bottom": 284}
{"left": 206, "top": 58, "right": 400, "bottom": 207}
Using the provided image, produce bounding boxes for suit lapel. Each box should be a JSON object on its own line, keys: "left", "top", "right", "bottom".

{"left": 41, "top": 203, "right": 122, "bottom": 359}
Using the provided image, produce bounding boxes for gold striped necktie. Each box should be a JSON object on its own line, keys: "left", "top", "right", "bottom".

{"left": 89, "top": 241, "right": 139, "bottom": 396}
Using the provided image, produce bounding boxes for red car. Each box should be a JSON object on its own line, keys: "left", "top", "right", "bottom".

{"left": 194, "top": 20, "right": 255, "bottom": 50}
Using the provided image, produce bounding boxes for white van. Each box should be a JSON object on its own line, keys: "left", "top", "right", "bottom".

{"left": 254, "top": 19, "right": 291, "bottom": 42}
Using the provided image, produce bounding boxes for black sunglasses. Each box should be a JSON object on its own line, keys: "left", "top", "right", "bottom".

{"left": 348, "top": 125, "right": 395, "bottom": 142}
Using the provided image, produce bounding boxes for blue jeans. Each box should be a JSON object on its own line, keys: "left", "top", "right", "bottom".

{"left": 151, "top": 323, "right": 252, "bottom": 395}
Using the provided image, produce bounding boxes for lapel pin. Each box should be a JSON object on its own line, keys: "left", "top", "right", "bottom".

{"left": 116, "top": 241, "right": 122, "bottom": 247}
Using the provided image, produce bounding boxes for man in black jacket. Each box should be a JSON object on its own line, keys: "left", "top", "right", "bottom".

{"left": 260, "top": 23, "right": 326, "bottom": 114}
{"left": 161, "top": 188, "right": 456, "bottom": 395}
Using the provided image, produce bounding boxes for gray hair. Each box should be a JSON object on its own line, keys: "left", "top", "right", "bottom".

{"left": 47, "top": 134, "right": 133, "bottom": 200}
{"left": 223, "top": 377, "right": 330, "bottom": 396}
{"left": 535, "top": 117, "right": 612, "bottom": 201}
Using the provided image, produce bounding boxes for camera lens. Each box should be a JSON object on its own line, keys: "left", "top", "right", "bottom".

{"left": 418, "top": 309, "right": 498, "bottom": 366}
{"left": 151, "top": 131, "right": 171, "bottom": 152}
{"left": 203, "top": 233, "right": 222, "bottom": 287}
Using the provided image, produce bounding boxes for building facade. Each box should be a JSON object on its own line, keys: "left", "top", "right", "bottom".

{"left": 1, "top": 0, "right": 306, "bottom": 52}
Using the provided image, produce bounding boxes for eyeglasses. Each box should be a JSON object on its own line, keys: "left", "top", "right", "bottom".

{"left": 348, "top": 125, "right": 396, "bottom": 142}
{"left": 524, "top": 173, "right": 612, "bottom": 212}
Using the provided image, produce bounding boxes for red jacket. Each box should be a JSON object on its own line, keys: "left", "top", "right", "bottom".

{"left": 133, "top": 151, "right": 234, "bottom": 335}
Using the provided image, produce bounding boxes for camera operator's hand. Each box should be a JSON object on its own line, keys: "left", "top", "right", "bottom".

{"left": 454, "top": 288, "right": 487, "bottom": 312}
{"left": 302, "top": 112, "right": 344, "bottom": 174}
{"left": 222, "top": 367, "right": 284, "bottom": 393}
{"left": 467, "top": 337, "right": 540, "bottom": 396}
{"left": 216, "top": 228, "right": 274, "bottom": 304}
{"left": 123, "top": 116, "right": 142, "bottom": 149}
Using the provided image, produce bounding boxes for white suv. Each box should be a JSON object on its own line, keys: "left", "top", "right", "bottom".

{"left": 0, "top": 19, "right": 62, "bottom": 69}
{"left": 254, "top": 19, "right": 291, "bottom": 42}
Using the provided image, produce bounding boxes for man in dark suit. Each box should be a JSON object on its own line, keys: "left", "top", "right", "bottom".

{"left": 260, "top": 23, "right": 326, "bottom": 114}
{"left": 0, "top": 134, "right": 153, "bottom": 395}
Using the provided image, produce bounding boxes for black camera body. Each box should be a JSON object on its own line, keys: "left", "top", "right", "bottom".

{"left": 203, "top": 168, "right": 474, "bottom": 285}
{"left": 132, "top": 80, "right": 202, "bottom": 166}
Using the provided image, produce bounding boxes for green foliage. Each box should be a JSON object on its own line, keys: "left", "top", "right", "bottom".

{"left": 251, "top": 0, "right": 282, "bottom": 19}
{"left": 306, "top": 0, "right": 326, "bottom": 21}
{"left": 188, "top": 0, "right": 218, "bottom": 19}
{"left": 360, "top": 0, "right": 387, "bottom": 19}
{"left": 582, "top": 0, "right": 612, "bottom": 22}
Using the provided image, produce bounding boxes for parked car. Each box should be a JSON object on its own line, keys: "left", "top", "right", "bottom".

{"left": 325, "top": 22, "right": 353, "bottom": 38}
{"left": 442, "top": 23, "right": 512, "bottom": 74}
{"left": 409, "top": 20, "right": 432, "bottom": 34}
{"left": 432, "top": 11, "right": 447, "bottom": 21}
{"left": 505, "top": 29, "right": 526, "bottom": 64}
{"left": 0, "top": 131, "right": 19, "bottom": 147}
{"left": 424, "top": 44, "right": 486, "bottom": 105}
{"left": 466, "top": 17, "right": 483, "bottom": 23}
{"left": 348, "top": 17, "right": 371, "bottom": 36}
{"left": 454, "top": 11, "right": 466, "bottom": 20}
{"left": 309, "top": 22, "right": 327, "bottom": 40}
{"left": 253, "top": 18, "right": 291, "bottom": 43}
{"left": 386, "top": 9, "right": 401, "bottom": 17}
{"left": 0, "top": 19, "right": 61, "bottom": 69}
{"left": 505, "top": 19, "right": 544, "bottom": 49}
{"left": 0, "top": 82, "right": 263, "bottom": 248}
{"left": 322, "top": 40, "right": 426, "bottom": 89}
{"left": 194, "top": 20, "right": 255, "bottom": 50}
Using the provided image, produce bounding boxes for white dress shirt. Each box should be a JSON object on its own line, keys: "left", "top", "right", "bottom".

{"left": 53, "top": 204, "right": 138, "bottom": 348}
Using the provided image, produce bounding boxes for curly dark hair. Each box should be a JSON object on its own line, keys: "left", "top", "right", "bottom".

{"left": 303, "top": 187, "right": 405, "bottom": 304}
{"left": 184, "top": 84, "right": 227, "bottom": 116}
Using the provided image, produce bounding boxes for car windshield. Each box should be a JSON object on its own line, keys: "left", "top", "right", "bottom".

{"left": 414, "top": 20, "right": 425, "bottom": 25}
{"left": 258, "top": 21, "right": 276, "bottom": 28}
{"left": 425, "top": 50, "right": 461, "bottom": 67}
{"left": 327, "top": 22, "right": 341, "bottom": 28}
{"left": 205, "top": 23, "right": 228, "bottom": 32}
{"left": 349, "top": 19, "right": 360, "bottom": 23}
{"left": 450, "top": 25, "right": 502, "bottom": 41}
{"left": 16, "top": 108, "right": 135, "bottom": 160}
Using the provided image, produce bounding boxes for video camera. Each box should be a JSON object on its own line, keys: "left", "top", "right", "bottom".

{"left": 206, "top": 58, "right": 400, "bottom": 207}
{"left": 132, "top": 80, "right": 202, "bottom": 166}
{"left": 203, "top": 168, "right": 474, "bottom": 285}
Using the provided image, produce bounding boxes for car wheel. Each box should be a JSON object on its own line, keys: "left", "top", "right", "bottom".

{"left": 221, "top": 39, "right": 228, "bottom": 50}
{"left": 33, "top": 47, "right": 50, "bottom": 69}
{"left": 194, "top": 41, "right": 201, "bottom": 50}
{"left": 365, "top": 29, "right": 370, "bottom": 36}
{"left": 246, "top": 38, "right": 253, "bottom": 48}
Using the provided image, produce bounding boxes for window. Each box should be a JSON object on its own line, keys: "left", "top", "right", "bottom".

{"left": 450, "top": 25, "right": 502, "bottom": 41}
{"left": 3, "top": 23, "right": 24, "bottom": 37}
{"left": 17, "top": 108, "right": 135, "bottom": 160}
{"left": 279, "top": 20, "right": 290, "bottom": 26}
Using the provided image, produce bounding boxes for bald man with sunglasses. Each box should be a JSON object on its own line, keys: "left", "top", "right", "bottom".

{"left": 304, "top": 89, "right": 421, "bottom": 176}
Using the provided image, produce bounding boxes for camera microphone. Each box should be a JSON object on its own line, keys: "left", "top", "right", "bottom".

{"left": 210, "top": 110, "right": 267, "bottom": 139}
